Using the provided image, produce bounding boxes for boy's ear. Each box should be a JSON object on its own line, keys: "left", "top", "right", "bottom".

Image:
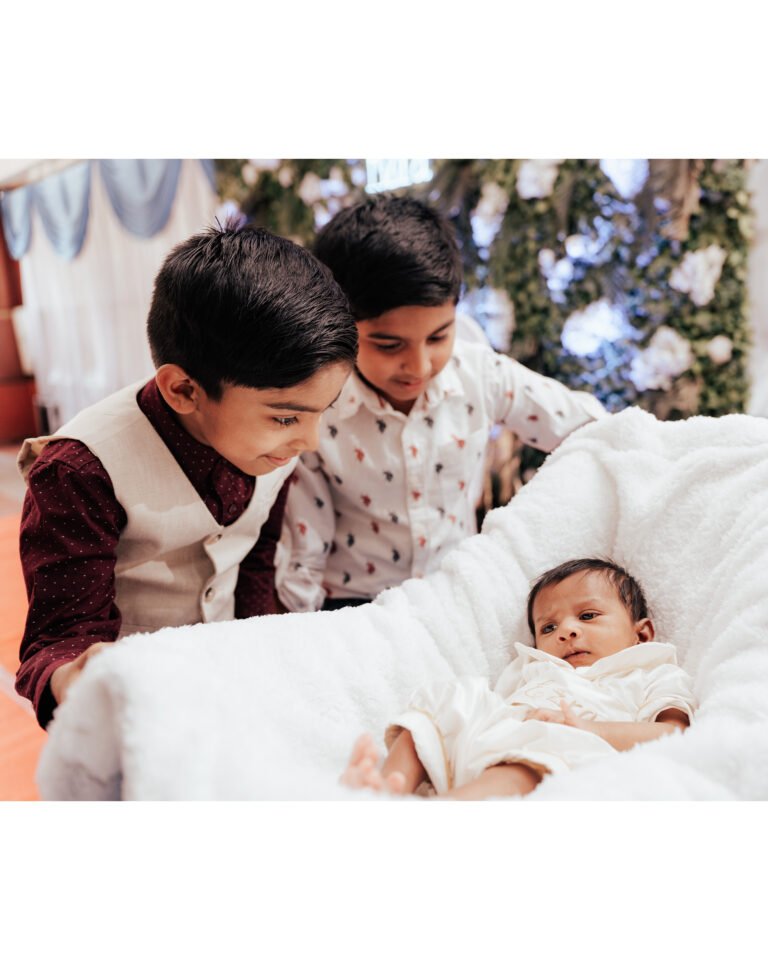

{"left": 155, "top": 364, "right": 203, "bottom": 414}
{"left": 634, "top": 617, "right": 655, "bottom": 644}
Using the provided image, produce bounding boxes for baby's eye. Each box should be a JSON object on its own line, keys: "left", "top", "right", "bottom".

{"left": 580, "top": 612, "right": 597, "bottom": 621}
{"left": 273, "top": 416, "right": 298, "bottom": 427}
{"left": 540, "top": 624, "right": 555, "bottom": 635}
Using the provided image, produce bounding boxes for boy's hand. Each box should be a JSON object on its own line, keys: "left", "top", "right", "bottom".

{"left": 50, "top": 642, "right": 111, "bottom": 705}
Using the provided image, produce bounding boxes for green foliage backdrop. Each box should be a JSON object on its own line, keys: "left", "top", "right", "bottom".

{"left": 215, "top": 159, "right": 753, "bottom": 424}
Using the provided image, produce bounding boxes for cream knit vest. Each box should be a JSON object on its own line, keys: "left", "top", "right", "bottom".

{"left": 18, "top": 381, "right": 294, "bottom": 637}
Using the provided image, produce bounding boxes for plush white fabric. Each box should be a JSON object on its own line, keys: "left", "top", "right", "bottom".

{"left": 37, "top": 407, "right": 768, "bottom": 800}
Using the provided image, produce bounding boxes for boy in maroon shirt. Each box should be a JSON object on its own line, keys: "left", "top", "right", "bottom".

{"left": 16, "top": 224, "right": 357, "bottom": 728}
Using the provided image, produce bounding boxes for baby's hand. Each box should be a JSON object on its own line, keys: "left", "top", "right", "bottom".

{"left": 526, "top": 700, "right": 592, "bottom": 731}
{"left": 525, "top": 706, "right": 567, "bottom": 723}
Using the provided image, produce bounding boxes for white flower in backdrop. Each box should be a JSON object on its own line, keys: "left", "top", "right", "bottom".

{"left": 313, "top": 203, "right": 332, "bottom": 229}
{"left": 564, "top": 216, "right": 614, "bottom": 264}
{"left": 470, "top": 182, "right": 509, "bottom": 248}
{"left": 669, "top": 244, "right": 728, "bottom": 306}
{"left": 278, "top": 165, "right": 295, "bottom": 188}
{"left": 538, "top": 249, "right": 556, "bottom": 272}
{"left": 599, "top": 159, "right": 649, "bottom": 199}
{"left": 326, "top": 197, "right": 343, "bottom": 217}
{"left": 459, "top": 287, "right": 515, "bottom": 352}
{"left": 214, "top": 200, "right": 246, "bottom": 230}
{"left": 538, "top": 248, "right": 574, "bottom": 300}
{"left": 517, "top": 160, "right": 562, "bottom": 200}
{"left": 320, "top": 167, "right": 349, "bottom": 199}
{"left": 629, "top": 326, "right": 694, "bottom": 391}
{"left": 561, "top": 299, "right": 629, "bottom": 357}
{"left": 706, "top": 334, "right": 733, "bottom": 365}
{"left": 298, "top": 172, "right": 324, "bottom": 206}
{"left": 249, "top": 159, "right": 281, "bottom": 171}
{"left": 241, "top": 162, "right": 259, "bottom": 187}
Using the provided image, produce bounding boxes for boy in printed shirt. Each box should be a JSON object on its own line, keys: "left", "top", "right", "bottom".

{"left": 278, "top": 196, "right": 606, "bottom": 612}
{"left": 16, "top": 225, "right": 356, "bottom": 727}
{"left": 342, "top": 558, "right": 695, "bottom": 799}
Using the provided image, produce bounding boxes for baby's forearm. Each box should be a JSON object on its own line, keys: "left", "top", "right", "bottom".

{"left": 583, "top": 718, "right": 685, "bottom": 751}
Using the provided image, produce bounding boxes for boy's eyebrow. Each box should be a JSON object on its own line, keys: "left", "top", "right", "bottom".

{"left": 366, "top": 319, "right": 455, "bottom": 341}
{"left": 265, "top": 390, "right": 343, "bottom": 414}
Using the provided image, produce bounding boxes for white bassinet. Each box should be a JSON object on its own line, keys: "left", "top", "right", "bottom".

{"left": 37, "top": 407, "right": 768, "bottom": 800}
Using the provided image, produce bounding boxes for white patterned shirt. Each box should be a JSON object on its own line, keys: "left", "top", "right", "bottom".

{"left": 277, "top": 339, "right": 607, "bottom": 611}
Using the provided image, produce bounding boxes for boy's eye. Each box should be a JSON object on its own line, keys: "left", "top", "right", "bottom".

{"left": 373, "top": 343, "right": 401, "bottom": 353}
{"left": 428, "top": 335, "right": 448, "bottom": 343}
{"left": 273, "top": 416, "right": 298, "bottom": 427}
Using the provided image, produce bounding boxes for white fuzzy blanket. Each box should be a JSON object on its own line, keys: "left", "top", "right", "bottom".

{"left": 37, "top": 407, "right": 768, "bottom": 800}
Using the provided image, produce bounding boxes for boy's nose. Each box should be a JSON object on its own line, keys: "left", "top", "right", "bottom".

{"left": 404, "top": 347, "right": 432, "bottom": 379}
{"left": 295, "top": 418, "right": 321, "bottom": 453}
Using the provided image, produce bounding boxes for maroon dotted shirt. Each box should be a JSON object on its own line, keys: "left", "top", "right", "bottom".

{"left": 16, "top": 379, "right": 289, "bottom": 729}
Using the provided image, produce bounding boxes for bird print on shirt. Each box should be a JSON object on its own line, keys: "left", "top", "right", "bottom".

{"left": 280, "top": 339, "right": 604, "bottom": 610}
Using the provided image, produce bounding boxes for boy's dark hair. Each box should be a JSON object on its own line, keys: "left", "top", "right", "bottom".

{"left": 526, "top": 558, "right": 649, "bottom": 638}
{"left": 312, "top": 195, "right": 462, "bottom": 319}
{"left": 147, "top": 224, "right": 357, "bottom": 399}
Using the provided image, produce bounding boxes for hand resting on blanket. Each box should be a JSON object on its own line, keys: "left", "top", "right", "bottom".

{"left": 527, "top": 698, "right": 689, "bottom": 751}
{"left": 50, "top": 642, "right": 111, "bottom": 706}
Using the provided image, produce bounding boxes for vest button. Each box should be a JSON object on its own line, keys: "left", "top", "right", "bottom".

{"left": 204, "top": 587, "right": 216, "bottom": 602}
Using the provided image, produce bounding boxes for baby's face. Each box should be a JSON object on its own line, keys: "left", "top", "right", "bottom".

{"left": 532, "top": 571, "right": 651, "bottom": 667}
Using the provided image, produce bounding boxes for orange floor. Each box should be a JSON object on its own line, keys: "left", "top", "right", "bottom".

{"left": 0, "top": 513, "right": 45, "bottom": 800}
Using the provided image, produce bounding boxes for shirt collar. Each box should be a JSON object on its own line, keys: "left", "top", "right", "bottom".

{"left": 337, "top": 355, "right": 466, "bottom": 421}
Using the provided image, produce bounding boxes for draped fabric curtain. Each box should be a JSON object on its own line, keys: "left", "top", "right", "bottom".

{"left": 11, "top": 160, "right": 217, "bottom": 428}
{"left": 1, "top": 159, "right": 216, "bottom": 261}
{"left": 99, "top": 160, "right": 185, "bottom": 239}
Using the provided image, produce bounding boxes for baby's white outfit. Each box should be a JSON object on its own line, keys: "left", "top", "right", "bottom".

{"left": 385, "top": 642, "right": 697, "bottom": 794}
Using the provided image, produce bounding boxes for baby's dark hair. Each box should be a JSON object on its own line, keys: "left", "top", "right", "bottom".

{"left": 147, "top": 223, "right": 357, "bottom": 400}
{"left": 312, "top": 195, "right": 462, "bottom": 319}
{"left": 526, "top": 558, "right": 649, "bottom": 638}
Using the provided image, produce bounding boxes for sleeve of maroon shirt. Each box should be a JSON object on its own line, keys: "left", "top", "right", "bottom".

{"left": 16, "top": 440, "right": 126, "bottom": 729}
{"left": 234, "top": 475, "right": 291, "bottom": 619}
